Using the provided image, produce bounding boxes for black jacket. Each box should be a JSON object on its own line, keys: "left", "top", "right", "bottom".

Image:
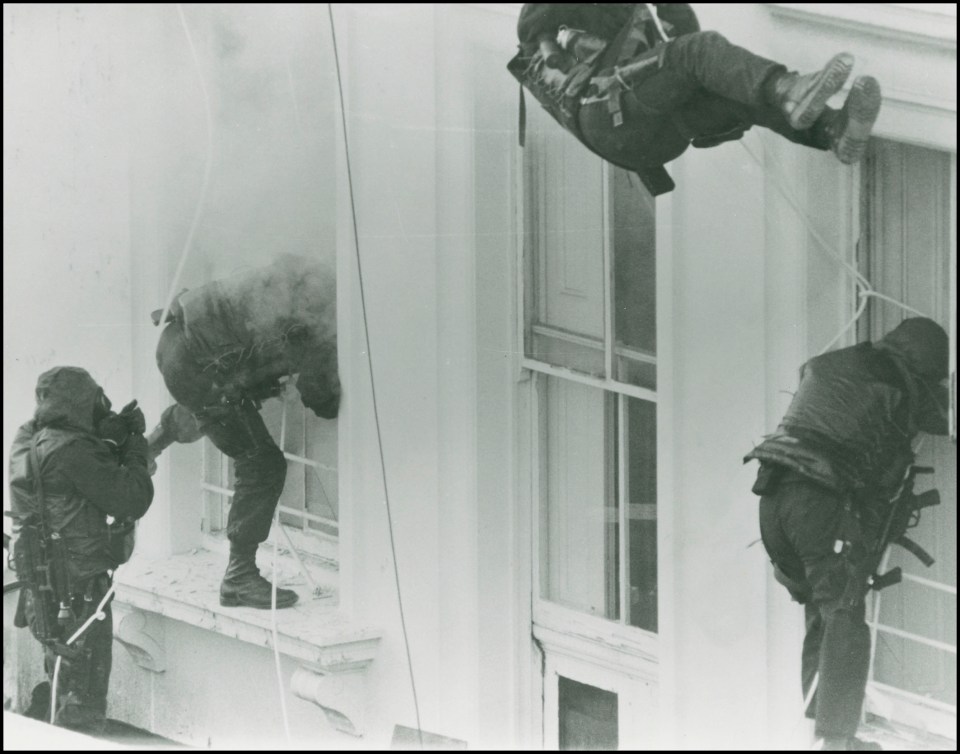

{"left": 745, "top": 319, "right": 949, "bottom": 495}
{"left": 9, "top": 367, "right": 154, "bottom": 582}
{"left": 511, "top": 4, "right": 701, "bottom": 195}
{"left": 158, "top": 254, "right": 340, "bottom": 419}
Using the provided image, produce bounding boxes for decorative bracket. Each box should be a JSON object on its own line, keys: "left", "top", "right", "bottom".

{"left": 114, "top": 607, "right": 166, "bottom": 673}
{"left": 290, "top": 658, "right": 372, "bottom": 737}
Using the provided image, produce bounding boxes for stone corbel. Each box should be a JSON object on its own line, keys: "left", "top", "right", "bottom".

{"left": 290, "top": 659, "right": 372, "bottom": 737}
{"left": 114, "top": 608, "right": 166, "bottom": 673}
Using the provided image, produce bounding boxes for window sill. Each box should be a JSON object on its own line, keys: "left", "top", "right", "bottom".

{"left": 112, "top": 548, "right": 381, "bottom": 735}
{"left": 533, "top": 600, "right": 659, "bottom": 681}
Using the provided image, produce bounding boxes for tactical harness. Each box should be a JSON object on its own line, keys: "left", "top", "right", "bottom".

{"left": 508, "top": 5, "right": 749, "bottom": 197}
{"left": 9, "top": 436, "right": 116, "bottom": 672}
{"left": 508, "top": 5, "right": 675, "bottom": 196}
{"left": 756, "top": 462, "right": 940, "bottom": 609}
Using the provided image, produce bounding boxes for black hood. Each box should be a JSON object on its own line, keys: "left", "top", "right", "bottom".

{"left": 33, "top": 366, "right": 103, "bottom": 433}
{"left": 875, "top": 317, "right": 949, "bottom": 382}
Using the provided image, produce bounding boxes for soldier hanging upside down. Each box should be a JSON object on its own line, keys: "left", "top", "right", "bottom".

{"left": 508, "top": 3, "right": 883, "bottom": 195}
{"left": 146, "top": 253, "right": 340, "bottom": 610}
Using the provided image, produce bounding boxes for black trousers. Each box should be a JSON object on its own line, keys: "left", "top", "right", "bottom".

{"left": 157, "top": 321, "right": 287, "bottom": 547}
{"left": 23, "top": 574, "right": 113, "bottom": 730}
{"left": 579, "top": 30, "right": 831, "bottom": 170}
{"left": 759, "top": 471, "right": 877, "bottom": 739}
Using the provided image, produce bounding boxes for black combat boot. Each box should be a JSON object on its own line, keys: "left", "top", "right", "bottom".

{"left": 219, "top": 542, "right": 299, "bottom": 609}
{"left": 824, "top": 76, "right": 881, "bottom": 165}
{"left": 772, "top": 52, "right": 854, "bottom": 130}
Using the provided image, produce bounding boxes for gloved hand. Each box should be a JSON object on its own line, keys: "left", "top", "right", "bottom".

{"left": 120, "top": 433, "right": 150, "bottom": 469}
{"left": 97, "top": 400, "right": 146, "bottom": 450}
{"left": 118, "top": 400, "right": 146, "bottom": 435}
{"left": 96, "top": 412, "right": 131, "bottom": 450}
{"left": 160, "top": 404, "right": 203, "bottom": 444}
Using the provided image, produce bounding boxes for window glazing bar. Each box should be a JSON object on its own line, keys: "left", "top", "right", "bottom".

{"left": 522, "top": 358, "right": 658, "bottom": 402}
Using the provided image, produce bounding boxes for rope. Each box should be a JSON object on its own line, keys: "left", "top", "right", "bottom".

{"left": 49, "top": 586, "right": 114, "bottom": 724}
{"left": 152, "top": 4, "right": 215, "bottom": 340}
{"left": 327, "top": 4, "right": 424, "bottom": 747}
{"left": 644, "top": 4, "right": 671, "bottom": 43}
{"left": 737, "top": 135, "right": 928, "bottom": 356}
{"left": 272, "top": 510, "right": 293, "bottom": 743}
{"left": 270, "top": 386, "right": 293, "bottom": 742}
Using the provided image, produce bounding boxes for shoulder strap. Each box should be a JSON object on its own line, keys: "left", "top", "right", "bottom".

{"left": 29, "top": 434, "right": 47, "bottom": 528}
{"left": 616, "top": 5, "right": 653, "bottom": 64}
{"left": 27, "top": 434, "right": 84, "bottom": 534}
{"left": 518, "top": 83, "right": 526, "bottom": 147}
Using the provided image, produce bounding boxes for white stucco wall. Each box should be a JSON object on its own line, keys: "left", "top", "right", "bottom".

{"left": 3, "top": 3, "right": 135, "bottom": 485}
{"left": 4, "top": 3, "right": 954, "bottom": 750}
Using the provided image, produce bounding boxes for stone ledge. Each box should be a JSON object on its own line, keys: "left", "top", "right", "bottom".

{"left": 113, "top": 549, "right": 380, "bottom": 671}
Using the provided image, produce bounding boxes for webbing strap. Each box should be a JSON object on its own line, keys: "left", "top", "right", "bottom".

{"left": 518, "top": 83, "right": 526, "bottom": 147}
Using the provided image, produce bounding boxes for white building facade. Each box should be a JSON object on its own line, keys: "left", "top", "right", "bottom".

{"left": 4, "top": 3, "right": 956, "bottom": 750}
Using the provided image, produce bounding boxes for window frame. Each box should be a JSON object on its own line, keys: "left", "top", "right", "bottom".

{"left": 857, "top": 140, "right": 958, "bottom": 739}
{"left": 518, "top": 120, "right": 670, "bottom": 664}
{"left": 199, "top": 381, "right": 340, "bottom": 559}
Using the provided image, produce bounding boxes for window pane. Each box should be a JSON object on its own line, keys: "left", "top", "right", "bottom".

{"left": 524, "top": 104, "right": 607, "bottom": 376}
{"left": 541, "top": 377, "right": 619, "bottom": 620}
{"left": 531, "top": 327, "right": 604, "bottom": 379}
{"left": 612, "top": 167, "right": 656, "bottom": 386}
{"left": 626, "top": 398, "right": 657, "bottom": 632}
{"left": 861, "top": 140, "right": 955, "bottom": 707}
{"left": 558, "top": 676, "right": 618, "bottom": 751}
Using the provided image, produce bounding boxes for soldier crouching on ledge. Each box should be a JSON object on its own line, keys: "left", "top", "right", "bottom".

{"left": 145, "top": 253, "right": 340, "bottom": 610}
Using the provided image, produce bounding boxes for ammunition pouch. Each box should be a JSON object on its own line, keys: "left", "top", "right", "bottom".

{"left": 772, "top": 561, "right": 811, "bottom": 604}
{"left": 507, "top": 47, "right": 598, "bottom": 141}
{"left": 752, "top": 462, "right": 786, "bottom": 496}
{"left": 106, "top": 518, "right": 136, "bottom": 567}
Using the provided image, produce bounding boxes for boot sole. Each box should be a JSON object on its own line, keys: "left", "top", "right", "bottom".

{"left": 834, "top": 76, "right": 881, "bottom": 164}
{"left": 220, "top": 592, "right": 299, "bottom": 609}
{"left": 788, "top": 53, "right": 854, "bottom": 131}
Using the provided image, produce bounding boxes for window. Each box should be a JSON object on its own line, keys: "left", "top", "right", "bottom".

{"left": 201, "top": 387, "right": 339, "bottom": 557}
{"left": 558, "top": 676, "right": 619, "bottom": 750}
{"left": 522, "top": 103, "right": 659, "bottom": 636}
{"left": 175, "top": 3, "right": 341, "bottom": 564}
{"left": 859, "top": 140, "right": 956, "bottom": 737}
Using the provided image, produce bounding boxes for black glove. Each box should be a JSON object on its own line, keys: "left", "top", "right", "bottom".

{"left": 118, "top": 400, "right": 146, "bottom": 435}
{"left": 97, "top": 400, "right": 146, "bottom": 450}
{"left": 120, "top": 433, "right": 150, "bottom": 469}
{"left": 96, "top": 412, "right": 131, "bottom": 450}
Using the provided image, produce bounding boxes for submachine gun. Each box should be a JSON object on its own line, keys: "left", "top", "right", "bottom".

{"left": 842, "top": 465, "right": 940, "bottom": 608}
{"left": 7, "top": 511, "right": 85, "bottom": 662}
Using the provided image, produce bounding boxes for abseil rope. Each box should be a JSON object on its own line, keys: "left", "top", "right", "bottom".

{"left": 327, "top": 3, "right": 425, "bottom": 747}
